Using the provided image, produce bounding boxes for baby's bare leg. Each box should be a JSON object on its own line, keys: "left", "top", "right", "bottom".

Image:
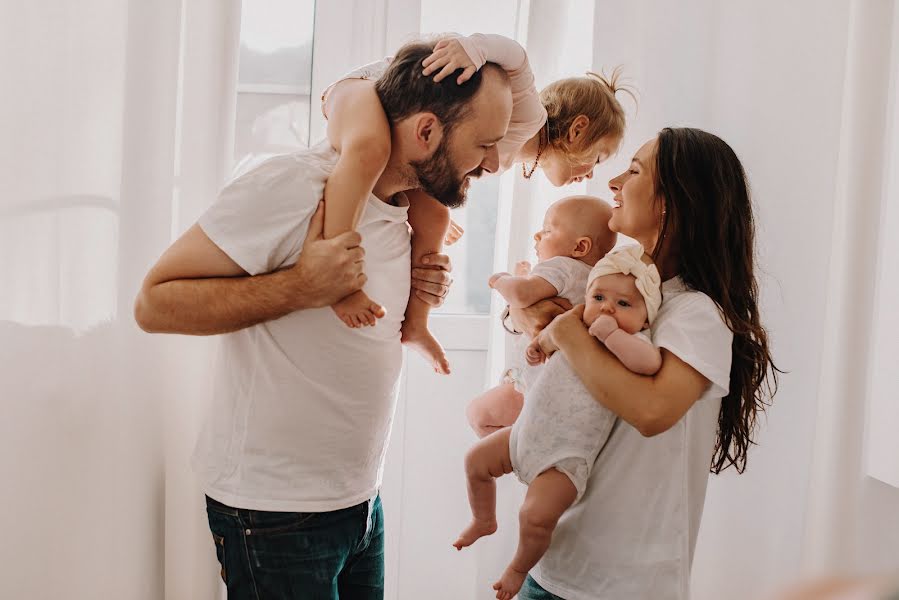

{"left": 465, "top": 383, "right": 525, "bottom": 438}
{"left": 493, "top": 469, "right": 577, "bottom": 600}
{"left": 453, "top": 427, "right": 514, "bottom": 550}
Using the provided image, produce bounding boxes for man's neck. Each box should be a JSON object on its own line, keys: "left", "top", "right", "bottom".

{"left": 372, "top": 158, "right": 414, "bottom": 204}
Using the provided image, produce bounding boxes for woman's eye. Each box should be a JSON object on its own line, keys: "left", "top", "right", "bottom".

{"left": 628, "top": 169, "right": 639, "bottom": 175}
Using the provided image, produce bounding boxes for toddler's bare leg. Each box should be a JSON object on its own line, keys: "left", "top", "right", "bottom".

{"left": 493, "top": 469, "right": 577, "bottom": 600}
{"left": 401, "top": 191, "right": 451, "bottom": 374}
{"left": 465, "top": 383, "right": 525, "bottom": 438}
{"left": 453, "top": 427, "right": 514, "bottom": 550}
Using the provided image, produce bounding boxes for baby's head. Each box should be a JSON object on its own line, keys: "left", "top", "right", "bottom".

{"left": 533, "top": 195, "right": 617, "bottom": 265}
{"left": 583, "top": 244, "right": 662, "bottom": 334}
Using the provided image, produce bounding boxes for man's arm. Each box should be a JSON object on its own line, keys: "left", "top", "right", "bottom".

{"left": 134, "top": 203, "right": 366, "bottom": 335}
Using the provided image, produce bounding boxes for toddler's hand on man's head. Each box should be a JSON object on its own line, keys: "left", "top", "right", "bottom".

{"left": 588, "top": 314, "right": 619, "bottom": 342}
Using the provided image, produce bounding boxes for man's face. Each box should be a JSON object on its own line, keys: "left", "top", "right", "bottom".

{"left": 412, "top": 70, "right": 512, "bottom": 208}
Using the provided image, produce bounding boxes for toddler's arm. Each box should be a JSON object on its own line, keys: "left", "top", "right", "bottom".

{"left": 489, "top": 273, "right": 559, "bottom": 309}
{"left": 321, "top": 78, "right": 391, "bottom": 239}
{"left": 589, "top": 316, "right": 662, "bottom": 375}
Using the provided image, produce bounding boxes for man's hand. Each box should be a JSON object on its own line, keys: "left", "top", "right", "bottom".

{"left": 412, "top": 252, "right": 453, "bottom": 306}
{"left": 293, "top": 202, "right": 367, "bottom": 309}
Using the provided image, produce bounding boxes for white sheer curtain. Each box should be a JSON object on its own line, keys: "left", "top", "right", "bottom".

{"left": 0, "top": 1, "right": 238, "bottom": 598}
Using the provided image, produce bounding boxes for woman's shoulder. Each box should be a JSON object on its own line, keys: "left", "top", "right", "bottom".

{"left": 657, "top": 277, "right": 725, "bottom": 324}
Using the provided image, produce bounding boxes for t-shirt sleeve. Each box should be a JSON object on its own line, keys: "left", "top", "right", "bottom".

{"left": 651, "top": 293, "right": 733, "bottom": 399}
{"left": 198, "top": 154, "right": 320, "bottom": 276}
{"left": 321, "top": 57, "right": 393, "bottom": 117}
{"left": 529, "top": 257, "right": 578, "bottom": 297}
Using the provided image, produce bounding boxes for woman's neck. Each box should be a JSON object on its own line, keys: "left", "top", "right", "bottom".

{"left": 640, "top": 235, "right": 680, "bottom": 281}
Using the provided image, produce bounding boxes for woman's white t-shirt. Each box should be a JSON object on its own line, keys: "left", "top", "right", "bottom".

{"left": 531, "top": 276, "right": 733, "bottom": 600}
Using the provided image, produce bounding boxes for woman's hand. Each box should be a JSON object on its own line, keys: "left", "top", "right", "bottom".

{"left": 509, "top": 297, "right": 572, "bottom": 338}
{"left": 412, "top": 253, "right": 453, "bottom": 306}
{"left": 422, "top": 38, "right": 477, "bottom": 84}
{"left": 527, "top": 304, "right": 588, "bottom": 361}
{"left": 444, "top": 219, "right": 464, "bottom": 245}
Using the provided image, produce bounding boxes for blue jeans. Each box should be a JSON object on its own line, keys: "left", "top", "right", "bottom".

{"left": 205, "top": 495, "right": 384, "bottom": 599}
{"left": 519, "top": 575, "right": 566, "bottom": 600}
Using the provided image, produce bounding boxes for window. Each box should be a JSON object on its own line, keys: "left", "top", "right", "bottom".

{"left": 233, "top": 0, "right": 316, "bottom": 169}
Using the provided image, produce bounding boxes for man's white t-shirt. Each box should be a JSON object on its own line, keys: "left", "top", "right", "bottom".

{"left": 531, "top": 276, "right": 733, "bottom": 600}
{"left": 191, "top": 141, "right": 412, "bottom": 513}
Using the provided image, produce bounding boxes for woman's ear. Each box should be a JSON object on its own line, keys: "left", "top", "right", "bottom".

{"left": 567, "top": 115, "right": 590, "bottom": 144}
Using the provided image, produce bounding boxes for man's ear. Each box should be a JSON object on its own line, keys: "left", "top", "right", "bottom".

{"left": 572, "top": 236, "right": 592, "bottom": 258}
{"left": 567, "top": 115, "right": 590, "bottom": 144}
{"left": 411, "top": 112, "right": 444, "bottom": 156}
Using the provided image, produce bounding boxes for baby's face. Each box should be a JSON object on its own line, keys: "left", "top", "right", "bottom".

{"left": 532, "top": 203, "right": 580, "bottom": 261}
{"left": 583, "top": 273, "right": 649, "bottom": 334}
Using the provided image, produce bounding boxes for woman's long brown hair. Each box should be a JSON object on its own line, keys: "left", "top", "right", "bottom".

{"left": 654, "top": 127, "right": 780, "bottom": 474}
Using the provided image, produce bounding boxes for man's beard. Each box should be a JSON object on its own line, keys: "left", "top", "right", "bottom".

{"left": 410, "top": 135, "right": 483, "bottom": 208}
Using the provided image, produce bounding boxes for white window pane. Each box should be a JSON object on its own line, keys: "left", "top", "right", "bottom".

{"left": 238, "top": 0, "right": 315, "bottom": 87}
{"left": 233, "top": 93, "right": 311, "bottom": 166}
{"left": 435, "top": 177, "right": 500, "bottom": 315}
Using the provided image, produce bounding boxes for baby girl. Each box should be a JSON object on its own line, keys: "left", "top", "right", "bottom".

{"left": 456, "top": 244, "right": 663, "bottom": 599}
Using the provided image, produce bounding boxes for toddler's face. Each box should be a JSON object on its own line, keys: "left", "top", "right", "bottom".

{"left": 533, "top": 203, "right": 580, "bottom": 261}
{"left": 583, "top": 273, "right": 649, "bottom": 334}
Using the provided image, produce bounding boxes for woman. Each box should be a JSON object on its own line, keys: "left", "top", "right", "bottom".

{"left": 512, "top": 128, "right": 779, "bottom": 599}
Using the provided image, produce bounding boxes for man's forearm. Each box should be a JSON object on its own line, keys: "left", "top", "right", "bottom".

{"left": 135, "top": 268, "right": 307, "bottom": 335}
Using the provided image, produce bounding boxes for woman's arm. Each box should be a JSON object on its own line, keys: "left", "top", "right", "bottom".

{"left": 321, "top": 78, "right": 391, "bottom": 239}
{"left": 532, "top": 306, "right": 710, "bottom": 437}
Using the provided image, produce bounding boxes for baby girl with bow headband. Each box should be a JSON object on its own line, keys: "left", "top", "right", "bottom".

{"left": 527, "top": 243, "right": 663, "bottom": 375}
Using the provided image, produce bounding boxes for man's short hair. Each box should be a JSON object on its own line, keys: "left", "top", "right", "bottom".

{"left": 375, "top": 41, "right": 486, "bottom": 133}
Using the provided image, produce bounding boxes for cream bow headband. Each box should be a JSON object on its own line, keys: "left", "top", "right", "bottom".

{"left": 588, "top": 244, "right": 662, "bottom": 325}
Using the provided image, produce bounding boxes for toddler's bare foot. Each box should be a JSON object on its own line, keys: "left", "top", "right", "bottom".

{"left": 332, "top": 290, "right": 385, "bottom": 328}
{"left": 401, "top": 322, "right": 450, "bottom": 374}
{"left": 453, "top": 518, "right": 497, "bottom": 550}
{"left": 492, "top": 566, "right": 528, "bottom": 600}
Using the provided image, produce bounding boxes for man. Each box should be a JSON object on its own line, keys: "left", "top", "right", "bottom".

{"left": 135, "top": 40, "right": 512, "bottom": 599}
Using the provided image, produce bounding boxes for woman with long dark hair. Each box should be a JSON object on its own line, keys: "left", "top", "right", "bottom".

{"left": 511, "top": 127, "right": 780, "bottom": 599}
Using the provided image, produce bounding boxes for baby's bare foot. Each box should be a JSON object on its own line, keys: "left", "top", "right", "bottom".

{"left": 453, "top": 519, "right": 497, "bottom": 550}
{"left": 401, "top": 322, "right": 450, "bottom": 374}
{"left": 332, "top": 290, "right": 385, "bottom": 328}
{"left": 492, "top": 566, "right": 527, "bottom": 600}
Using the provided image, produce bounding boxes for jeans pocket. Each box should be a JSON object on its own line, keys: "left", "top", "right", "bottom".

{"left": 211, "top": 532, "right": 227, "bottom": 584}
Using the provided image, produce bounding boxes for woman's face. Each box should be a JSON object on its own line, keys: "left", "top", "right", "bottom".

{"left": 608, "top": 138, "right": 664, "bottom": 252}
{"left": 540, "top": 134, "right": 620, "bottom": 187}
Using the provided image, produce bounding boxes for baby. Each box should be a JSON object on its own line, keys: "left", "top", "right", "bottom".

{"left": 465, "top": 195, "right": 617, "bottom": 439}
{"left": 455, "top": 244, "right": 663, "bottom": 600}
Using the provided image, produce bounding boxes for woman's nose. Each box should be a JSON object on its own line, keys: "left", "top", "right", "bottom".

{"left": 609, "top": 174, "right": 622, "bottom": 193}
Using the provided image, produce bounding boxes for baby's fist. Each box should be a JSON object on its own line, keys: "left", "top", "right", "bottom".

{"left": 514, "top": 261, "right": 532, "bottom": 277}
{"left": 489, "top": 272, "right": 511, "bottom": 288}
{"left": 589, "top": 314, "right": 619, "bottom": 341}
{"left": 525, "top": 340, "right": 546, "bottom": 365}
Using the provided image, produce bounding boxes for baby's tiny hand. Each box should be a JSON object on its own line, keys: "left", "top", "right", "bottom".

{"left": 525, "top": 339, "right": 546, "bottom": 365}
{"left": 588, "top": 314, "right": 619, "bottom": 341}
{"left": 489, "top": 272, "right": 511, "bottom": 288}
{"left": 514, "top": 261, "right": 532, "bottom": 277}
